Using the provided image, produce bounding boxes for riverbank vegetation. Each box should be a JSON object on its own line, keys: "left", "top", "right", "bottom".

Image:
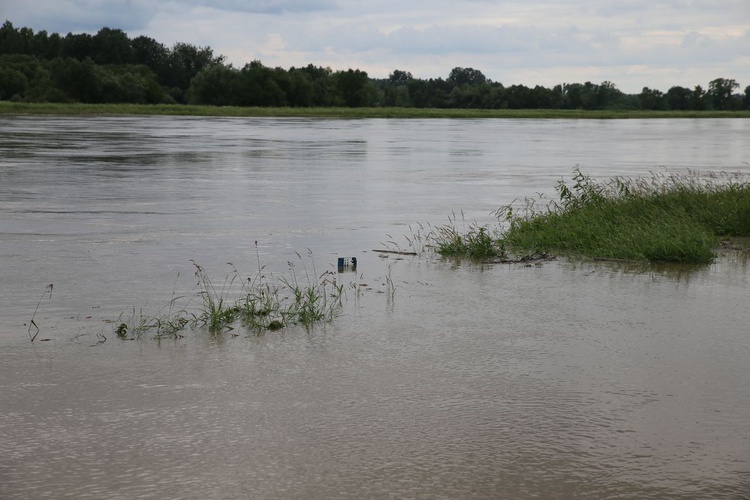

{"left": 4, "top": 101, "right": 750, "bottom": 118}
{"left": 2, "top": 21, "right": 749, "bottom": 113}
{"left": 434, "top": 170, "right": 750, "bottom": 264}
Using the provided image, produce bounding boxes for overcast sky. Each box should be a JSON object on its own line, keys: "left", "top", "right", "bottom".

{"left": 2, "top": 0, "right": 749, "bottom": 93}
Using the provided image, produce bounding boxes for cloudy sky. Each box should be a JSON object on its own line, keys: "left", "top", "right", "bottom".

{"left": 2, "top": 0, "right": 749, "bottom": 93}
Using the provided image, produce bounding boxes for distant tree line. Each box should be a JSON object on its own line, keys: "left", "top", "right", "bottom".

{"left": 1, "top": 21, "right": 749, "bottom": 111}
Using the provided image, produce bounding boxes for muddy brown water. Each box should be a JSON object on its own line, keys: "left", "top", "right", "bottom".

{"left": 1, "top": 116, "right": 749, "bottom": 499}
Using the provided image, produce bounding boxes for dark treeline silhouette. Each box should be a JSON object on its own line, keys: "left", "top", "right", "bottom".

{"left": 1, "top": 21, "right": 749, "bottom": 110}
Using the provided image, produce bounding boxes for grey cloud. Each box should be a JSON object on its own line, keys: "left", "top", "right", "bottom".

{"left": 612, "top": 29, "right": 749, "bottom": 69}
{"left": 181, "top": 0, "right": 338, "bottom": 14}
{"left": 289, "top": 21, "right": 613, "bottom": 62}
{"left": 1, "top": 0, "right": 159, "bottom": 33}
{"left": 0, "top": 0, "right": 338, "bottom": 35}
{"left": 681, "top": 31, "right": 715, "bottom": 50}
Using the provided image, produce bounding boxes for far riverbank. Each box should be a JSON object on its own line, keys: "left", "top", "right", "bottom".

{"left": 2, "top": 101, "right": 750, "bottom": 119}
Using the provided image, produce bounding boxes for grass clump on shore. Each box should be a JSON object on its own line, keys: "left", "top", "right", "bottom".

{"left": 434, "top": 169, "right": 750, "bottom": 264}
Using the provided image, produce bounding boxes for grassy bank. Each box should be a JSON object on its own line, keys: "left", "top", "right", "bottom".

{"left": 2, "top": 101, "right": 750, "bottom": 119}
{"left": 435, "top": 170, "right": 750, "bottom": 264}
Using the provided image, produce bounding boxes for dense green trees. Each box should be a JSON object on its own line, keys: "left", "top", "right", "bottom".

{"left": 665, "top": 86, "right": 691, "bottom": 110}
{"left": 0, "top": 53, "right": 172, "bottom": 103}
{"left": 636, "top": 82, "right": 746, "bottom": 112}
{"left": 0, "top": 65, "right": 28, "bottom": 99}
{"left": 1, "top": 20, "right": 748, "bottom": 111}
{"left": 0, "top": 21, "right": 220, "bottom": 104}
{"left": 707, "top": 78, "right": 741, "bottom": 110}
{"left": 639, "top": 87, "right": 666, "bottom": 110}
{"left": 185, "top": 61, "right": 373, "bottom": 107}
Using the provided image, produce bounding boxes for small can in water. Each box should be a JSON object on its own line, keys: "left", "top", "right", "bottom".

{"left": 337, "top": 257, "right": 357, "bottom": 272}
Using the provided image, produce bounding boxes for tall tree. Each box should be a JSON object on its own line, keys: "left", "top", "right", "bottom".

{"left": 690, "top": 85, "right": 706, "bottom": 110}
{"left": 559, "top": 83, "right": 584, "bottom": 109}
{"left": 591, "top": 81, "right": 622, "bottom": 110}
{"left": 186, "top": 64, "right": 238, "bottom": 106}
{"left": 63, "top": 32, "right": 94, "bottom": 60}
{"left": 235, "top": 60, "right": 287, "bottom": 106}
{"left": 0, "top": 21, "right": 17, "bottom": 54}
{"left": 665, "top": 86, "right": 691, "bottom": 110}
{"left": 163, "top": 42, "right": 224, "bottom": 101}
{"left": 506, "top": 84, "right": 531, "bottom": 109}
{"left": 292, "top": 64, "right": 336, "bottom": 106}
{"left": 286, "top": 68, "right": 314, "bottom": 107}
{"left": 639, "top": 87, "right": 666, "bottom": 110}
{"left": 131, "top": 35, "right": 169, "bottom": 83}
{"left": 707, "top": 77, "right": 740, "bottom": 110}
{"left": 406, "top": 78, "right": 431, "bottom": 108}
{"left": 334, "top": 68, "right": 373, "bottom": 107}
{"left": 529, "top": 85, "right": 559, "bottom": 109}
{"left": 0, "top": 66, "right": 29, "bottom": 99}
{"left": 38, "top": 31, "right": 63, "bottom": 59}
{"left": 91, "top": 27, "right": 133, "bottom": 65}
{"left": 50, "top": 57, "right": 101, "bottom": 102}
{"left": 384, "top": 69, "right": 413, "bottom": 106}
{"left": 447, "top": 67, "right": 487, "bottom": 86}
{"left": 0, "top": 22, "right": 34, "bottom": 54}
{"left": 388, "top": 69, "right": 412, "bottom": 85}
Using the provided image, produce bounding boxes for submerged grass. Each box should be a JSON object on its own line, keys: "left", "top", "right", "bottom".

{"left": 432, "top": 169, "right": 750, "bottom": 264}
{"left": 433, "top": 212, "right": 505, "bottom": 260}
{"left": 192, "top": 260, "right": 241, "bottom": 331}
{"left": 115, "top": 248, "right": 345, "bottom": 340}
{"left": 280, "top": 251, "right": 344, "bottom": 326}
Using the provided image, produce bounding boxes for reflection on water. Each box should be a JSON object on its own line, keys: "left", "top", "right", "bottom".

{"left": 1, "top": 116, "right": 750, "bottom": 499}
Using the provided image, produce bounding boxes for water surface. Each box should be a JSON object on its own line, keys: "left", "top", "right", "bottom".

{"left": 1, "top": 116, "right": 749, "bottom": 499}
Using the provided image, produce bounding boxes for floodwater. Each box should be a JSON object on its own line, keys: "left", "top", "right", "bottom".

{"left": 1, "top": 116, "right": 749, "bottom": 499}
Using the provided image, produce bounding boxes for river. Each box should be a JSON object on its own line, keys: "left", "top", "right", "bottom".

{"left": 1, "top": 116, "right": 749, "bottom": 499}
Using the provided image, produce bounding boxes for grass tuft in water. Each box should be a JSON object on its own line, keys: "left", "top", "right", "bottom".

{"left": 280, "top": 250, "right": 344, "bottom": 327}
{"left": 432, "top": 212, "right": 506, "bottom": 259}
{"left": 115, "top": 299, "right": 190, "bottom": 340}
{"left": 114, "top": 249, "right": 345, "bottom": 339}
{"left": 192, "top": 260, "right": 240, "bottom": 331}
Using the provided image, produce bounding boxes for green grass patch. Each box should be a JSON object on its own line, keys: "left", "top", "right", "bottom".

{"left": 2, "top": 101, "right": 750, "bottom": 119}
{"left": 504, "top": 169, "right": 750, "bottom": 264}
{"left": 430, "top": 169, "right": 750, "bottom": 264}
{"left": 431, "top": 212, "right": 506, "bottom": 260}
